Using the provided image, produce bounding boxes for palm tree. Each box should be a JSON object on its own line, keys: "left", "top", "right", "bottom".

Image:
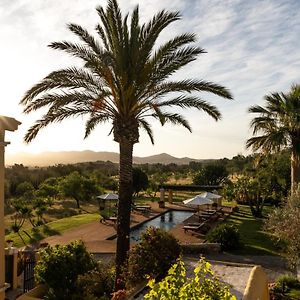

{"left": 20, "top": 0, "right": 232, "bottom": 289}
{"left": 247, "top": 84, "right": 300, "bottom": 193}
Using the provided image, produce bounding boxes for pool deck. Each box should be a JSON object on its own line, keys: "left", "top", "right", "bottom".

{"left": 40, "top": 202, "right": 230, "bottom": 253}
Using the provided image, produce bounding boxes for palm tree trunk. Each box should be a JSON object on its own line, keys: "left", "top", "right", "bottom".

{"left": 291, "top": 151, "right": 300, "bottom": 193}
{"left": 115, "top": 140, "right": 133, "bottom": 290}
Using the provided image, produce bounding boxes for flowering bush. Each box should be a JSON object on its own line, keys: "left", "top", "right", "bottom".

{"left": 126, "top": 227, "right": 181, "bottom": 286}
{"left": 144, "top": 257, "right": 236, "bottom": 300}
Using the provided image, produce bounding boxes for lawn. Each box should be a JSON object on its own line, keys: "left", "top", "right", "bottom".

{"left": 5, "top": 213, "right": 99, "bottom": 248}
{"left": 225, "top": 205, "right": 279, "bottom": 255}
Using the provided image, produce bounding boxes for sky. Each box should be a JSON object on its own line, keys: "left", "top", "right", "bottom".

{"left": 1, "top": 0, "right": 300, "bottom": 160}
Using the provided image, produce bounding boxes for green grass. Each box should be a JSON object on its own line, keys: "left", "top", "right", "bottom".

{"left": 225, "top": 205, "right": 279, "bottom": 256}
{"left": 5, "top": 213, "right": 100, "bottom": 248}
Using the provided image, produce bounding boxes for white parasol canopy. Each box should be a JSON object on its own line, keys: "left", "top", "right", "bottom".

{"left": 199, "top": 192, "right": 222, "bottom": 200}
{"left": 97, "top": 193, "right": 118, "bottom": 200}
{"left": 183, "top": 195, "right": 214, "bottom": 206}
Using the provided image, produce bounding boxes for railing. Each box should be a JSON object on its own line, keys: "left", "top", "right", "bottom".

{"left": 23, "top": 257, "right": 36, "bottom": 293}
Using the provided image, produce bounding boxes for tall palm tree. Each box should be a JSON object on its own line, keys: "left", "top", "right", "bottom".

{"left": 20, "top": 0, "right": 232, "bottom": 288}
{"left": 247, "top": 84, "right": 300, "bottom": 193}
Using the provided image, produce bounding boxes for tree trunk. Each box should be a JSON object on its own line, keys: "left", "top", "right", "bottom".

{"left": 115, "top": 140, "right": 134, "bottom": 290}
{"left": 291, "top": 151, "right": 300, "bottom": 193}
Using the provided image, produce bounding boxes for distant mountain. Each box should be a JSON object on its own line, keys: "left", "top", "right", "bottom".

{"left": 6, "top": 150, "right": 202, "bottom": 166}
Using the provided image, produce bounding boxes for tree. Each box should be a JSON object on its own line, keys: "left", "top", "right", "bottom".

{"left": 20, "top": 0, "right": 232, "bottom": 289}
{"left": 193, "top": 163, "right": 228, "bottom": 185}
{"left": 37, "top": 177, "right": 60, "bottom": 198}
{"left": 247, "top": 84, "right": 300, "bottom": 192}
{"left": 265, "top": 190, "right": 300, "bottom": 267}
{"left": 132, "top": 168, "right": 149, "bottom": 196}
{"left": 59, "top": 171, "right": 99, "bottom": 208}
{"left": 15, "top": 181, "right": 35, "bottom": 199}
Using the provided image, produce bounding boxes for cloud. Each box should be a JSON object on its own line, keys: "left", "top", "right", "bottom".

{"left": 1, "top": 0, "right": 300, "bottom": 159}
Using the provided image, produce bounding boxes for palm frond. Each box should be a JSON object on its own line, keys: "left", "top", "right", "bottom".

{"left": 144, "top": 79, "right": 232, "bottom": 100}
{"left": 67, "top": 23, "right": 104, "bottom": 56}
{"left": 246, "top": 130, "right": 288, "bottom": 153}
{"left": 152, "top": 112, "right": 191, "bottom": 132}
{"left": 21, "top": 67, "right": 104, "bottom": 105}
{"left": 155, "top": 95, "right": 221, "bottom": 120}
{"left": 139, "top": 10, "right": 180, "bottom": 65}
{"left": 24, "top": 107, "right": 91, "bottom": 143}
{"left": 84, "top": 114, "right": 110, "bottom": 138}
{"left": 139, "top": 119, "right": 154, "bottom": 144}
{"left": 23, "top": 91, "right": 95, "bottom": 114}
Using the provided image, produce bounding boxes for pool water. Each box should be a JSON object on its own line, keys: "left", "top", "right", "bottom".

{"left": 129, "top": 210, "right": 193, "bottom": 242}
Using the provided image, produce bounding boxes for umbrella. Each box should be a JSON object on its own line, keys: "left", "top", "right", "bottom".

{"left": 183, "top": 195, "right": 213, "bottom": 206}
{"left": 199, "top": 192, "right": 222, "bottom": 200}
{"left": 97, "top": 193, "right": 118, "bottom": 200}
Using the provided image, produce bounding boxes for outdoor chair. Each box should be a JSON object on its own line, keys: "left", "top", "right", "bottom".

{"left": 132, "top": 204, "right": 151, "bottom": 214}
{"left": 100, "top": 215, "right": 117, "bottom": 224}
{"left": 183, "top": 222, "right": 205, "bottom": 233}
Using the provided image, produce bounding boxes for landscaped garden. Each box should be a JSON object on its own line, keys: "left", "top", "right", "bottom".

{"left": 2, "top": 0, "right": 300, "bottom": 299}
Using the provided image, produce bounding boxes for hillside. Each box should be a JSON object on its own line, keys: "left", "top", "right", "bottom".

{"left": 6, "top": 150, "right": 204, "bottom": 166}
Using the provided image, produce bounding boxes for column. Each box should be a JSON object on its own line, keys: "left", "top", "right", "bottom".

{"left": 0, "top": 131, "right": 8, "bottom": 300}
{"left": 168, "top": 189, "right": 173, "bottom": 203}
{"left": 0, "top": 116, "right": 20, "bottom": 300}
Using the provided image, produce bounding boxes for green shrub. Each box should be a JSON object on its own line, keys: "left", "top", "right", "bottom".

{"left": 206, "top": 223, "right": 241, "bottom": 251}
{"left": 270, "top": 274, "right": 300, "bottom": 299}
{"left": 35, "top": 241, "right": 96, "bottom": 300}
{"left": 74, "top": 261, "right": 115, "bottom": 300}
{"left": 126, "top": 227, "right": 181, "bottom": 286}
{"left": 144, "top": 257, "right": 236, "bottom": 300}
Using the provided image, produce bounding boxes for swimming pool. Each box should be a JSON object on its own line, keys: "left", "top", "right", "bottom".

{"left": 128, "top": 210, "right": 193, "bottom": 242}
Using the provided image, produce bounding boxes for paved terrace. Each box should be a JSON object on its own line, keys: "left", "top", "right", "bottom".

{"left": 40, "top": 203, "right": 232, "bottom": 253}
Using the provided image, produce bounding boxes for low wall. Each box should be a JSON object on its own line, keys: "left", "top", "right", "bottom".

{"left": 243, "top": 266, "right": 269, "bottom": 300}
{"left": 180, "top": 242, "right": 221, "bottom": 254}
{"left": 16, "top": 285, "right": 46, "bottom": 300}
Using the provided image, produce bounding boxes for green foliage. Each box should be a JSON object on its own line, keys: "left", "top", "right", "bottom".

{"left": 222, "top": 179, "right": 235, "bottom": 201}
{"left": 35, "top": 241, "right": 96, "bottom": 300}
{"left": 59, "top": 171, "right": 100, "bottom": 208}
{"left": 133, "top": 168, "right": 149, "bottom": 196}
{"left": 193, "top": 163, "right": 228, "bottom": 185}
{"left": 37, "top": 177, "right": 60, "bottom": 198}
{"left": 265, "top": 189, "right": 300, "bottom": 267}
{"left": 126, "top": 227, "right": 181, "bottom": 286}
{"left": 247, "top": 84, "right": 300, "bottom": 191}
{"left": 206, "top": 223, "right": 241, "bottom": 251}
{"left": 270, "top": 275, "right": 300, "bottom": 299}
{"left": 75, "top": 261, "right": 115, "bottom": 300}
{"left": 144, "top": 257, "right": 236, "bottom": 300}
{"left": 15, "top": 181, "right": 35, "bottom": 199}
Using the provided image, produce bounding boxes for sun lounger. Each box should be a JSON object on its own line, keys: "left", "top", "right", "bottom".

{"left": 205, "top": 210, "right": 217, "bottom": 215}
{"left": 183, "top": 222, "right": 205, "bottom": 233}
{"left": 100, "top": 216, "right": 117, "bottom": 224}
{"left": 132, "top": 204, "right": 151, "bottom": 214}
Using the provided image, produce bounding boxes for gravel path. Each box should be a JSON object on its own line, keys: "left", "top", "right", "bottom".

{"left": 184, "top": 258, "right": 252, "bottom": 300}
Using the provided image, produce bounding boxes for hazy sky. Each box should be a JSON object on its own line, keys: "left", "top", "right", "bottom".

{"left": 1, "top": 0, "right": 299, "bottom": 159}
